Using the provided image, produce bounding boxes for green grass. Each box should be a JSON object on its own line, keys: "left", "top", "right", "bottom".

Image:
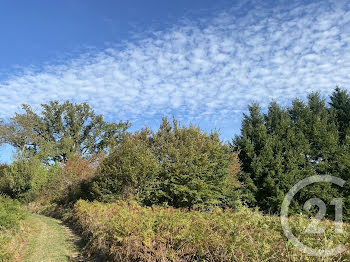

{"left": 21, "top": 214, "right": 80, "bottom": 262}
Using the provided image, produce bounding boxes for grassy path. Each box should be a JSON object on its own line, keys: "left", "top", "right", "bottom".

{"left": 19, "top": 214, "right": 85, "bottom": 262}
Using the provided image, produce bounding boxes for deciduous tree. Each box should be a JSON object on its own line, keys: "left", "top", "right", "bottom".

{"left": 0, "top": 101, "right": 129, "bottom": 162}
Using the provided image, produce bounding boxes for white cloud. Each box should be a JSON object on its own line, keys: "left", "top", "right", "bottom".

{"left": 0, "top": 0, "right": 349, "bottom": 136}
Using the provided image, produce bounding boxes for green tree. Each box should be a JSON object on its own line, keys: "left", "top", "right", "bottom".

{"left": 90, "top": 117, "right": 241, "bottom": 209}
{"left": 89, "top": 128, "right": 161, "bottom": 203}
{"left": 235, "top": 90, "right": 344, "bottom": 215}
{"left": 329, "top": 88, "right": 350, "bottom": 219}
{"left": 0, "top": 156, "right": 60, "bottom": 201}
{"left": 234, "top": 103, "right": 266, "bottom": 206}
{"left": 0, "top": 101, "right": 129, "bottom": 162}
{"left": 153, "top": 117, "right": 240, "bottom": 209}
{"left": 329, "top": 87, "right": 350, "bottom": 143}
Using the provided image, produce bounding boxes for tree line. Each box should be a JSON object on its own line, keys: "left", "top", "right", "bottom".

{"left": 0, "top": 87, "right": 349, "bottom": 218}
{"left": 234, "top": 87, "right": 350, "bottom": 218}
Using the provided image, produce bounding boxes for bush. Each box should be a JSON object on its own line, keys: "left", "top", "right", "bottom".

{"left": 0, "top": 196, "right": 26, "bottom": 260}
{"left": 89, "top": 129, "right": 160, "bottom": 203}
{"left": 55, "top": 154, "right": 101, "bottom": 206}
{"left": 0, "top": 157, "right": 60, "bottom": 202}
{"left": 71, "top": 200, "right": 350, "bottom": 262}
{"left": 90, "top": 118, "right": 241, "bottom": 209}
{"left": 0, "top": 196, "right": 24, "bottom": 230}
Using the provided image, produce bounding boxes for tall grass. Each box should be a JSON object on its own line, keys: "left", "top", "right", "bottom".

{"left": 71, "top": 200, "right": 350, "bottom": 261}
{"left": 0, "top": 196, "right": 26, "bottom": 260}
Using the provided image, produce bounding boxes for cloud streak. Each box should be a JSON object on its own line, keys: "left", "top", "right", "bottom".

{"left": 0, "top": 0, "right": 349, "bottom": 136}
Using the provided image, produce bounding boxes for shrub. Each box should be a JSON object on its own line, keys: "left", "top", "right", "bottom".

{"left": 0, "top": 157, "right": 60, "bottom": 202}
{"left": 89, "top": 129, "right": 160, "bottom": 203}
{"left": 71, "top": 200, "right": 350, "bottom": 262}
{"left": 55, "top": 154, "right": 101, "bottom": 205}
{"left": 0, "top": 196, "right": 24, "bottom": 230}
{"left": 0, "top": 196, "right": 26, "bottom": 260}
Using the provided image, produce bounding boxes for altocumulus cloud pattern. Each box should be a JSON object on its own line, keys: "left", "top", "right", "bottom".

{"left": 0, "top": 0, "right": 349, "bottom": 129}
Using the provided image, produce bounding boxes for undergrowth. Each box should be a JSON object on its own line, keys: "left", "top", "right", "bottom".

{"left": 0, "top": 196, "right": 26, "bottom": 261}
{"left": 64, "top": 200, "right": 350, "bottom": 262}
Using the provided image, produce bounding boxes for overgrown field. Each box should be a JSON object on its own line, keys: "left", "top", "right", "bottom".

{"left": 70, "top": 200, "right": 350, "bottom": 262}
{"left": 0, "top": 196, "right": 26, "bottom": 260}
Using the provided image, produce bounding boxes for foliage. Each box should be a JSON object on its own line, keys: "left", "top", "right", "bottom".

{"left": 71, "top": 200, "right": 350, "bottom": 262}
{"left": 0, "top": 196, "right": 26, "bottom": 260}
{"left": 0, "top": 101, "right": 130, "bottom": 162}
{"left": 89, "top": 118, "right": 241, "bottom": 209}
{"left": 1, "top": 88, "right": 350, "bottom": 260}
{"left": 54, "top": 154, "right": 101, "bottom": 206}
{"left": 330, "top": 86, "right": 350, "bottom": 142}
{"left": 0, "top": 156, "right": 60, "bottom": 202}
{"left": 0, "top": 196, "right": 24, "bottom": 230}
{"left": 89, "top": 129, "right": 160, "bottom": 203}
{"left": 234, "top": 88, "right": 350, "bottom": 217}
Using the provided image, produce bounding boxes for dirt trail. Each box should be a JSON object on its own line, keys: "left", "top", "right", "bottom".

{"left": 19, "top": 214, "right": 100, "bottom": 262}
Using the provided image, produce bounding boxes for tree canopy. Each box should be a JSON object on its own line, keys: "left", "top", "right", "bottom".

{"left": 1, "top": 87, "right": 350, "bottom": 218}
{"left": 234, "top": 88, "right": 350, "bottom": 218}
{"left": 89, "top": 117, "right": 241, "bottom": 209}
{"left": 0, "top": 101, "right": 130, "bottom": 162}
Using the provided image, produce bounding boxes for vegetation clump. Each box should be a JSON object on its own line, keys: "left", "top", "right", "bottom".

{"left": 235, "top": 88, "right": 350, "bottom": 218}
{"left": 71, "top": 199, "right": 350, "bottom": 261}
{"left": 0, "top": 196, "right": 26, "bottom": 260}
{"left": 89, "top": 118, "right": 241, "bottom": 209}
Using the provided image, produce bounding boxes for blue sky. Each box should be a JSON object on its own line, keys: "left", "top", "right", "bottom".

{"left": 0, "top": 0, "right": 349, "bottom": 163}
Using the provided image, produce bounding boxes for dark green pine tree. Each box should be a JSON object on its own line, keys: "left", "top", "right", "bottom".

{"left": 329, "top": 88, "right": 350, "bottom": 219}
{"left": 304, "top": 93, "right": 339, "bottom": 175}
{"left": 235, "top": 90, "right": 346, "bottom": 215}
{"left": 292, "top": 93, "right": 340, "bottom": 213}
{"left": 260, "top": 102, "right": 291, "bottom": 211}
{"left": 234, "top": 103, "right": 267, "bottom": 207}
{"left": 329, "top": 87, "right": 350, "bottom": 143}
